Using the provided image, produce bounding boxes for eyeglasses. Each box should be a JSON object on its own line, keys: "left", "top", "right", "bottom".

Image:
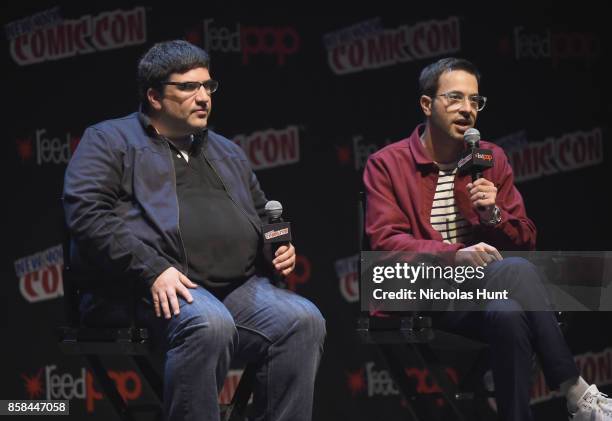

{"left": 160, "top": 79, "right": 219, "bottom": 95}
{"left": 436, "top": 91, "right": 487, "bottom": 111}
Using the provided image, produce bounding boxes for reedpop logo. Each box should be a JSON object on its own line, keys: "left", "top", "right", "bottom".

{"left": 498, "top": 27, "right": 600, "bottom": 66}
{"left": 336, "top": 135, "right": 393, "bottom": 171}
{"left": 186, "top": 19, "right": 300, "bottom": 65}
{"left": 21, "top": 364, "right": 143, "bottom": 413}
{"left": 346, "top": 361, "right": 459, "bottom": 406}
{"left": 15, "top": 128, "right": 80, "bottom": 165}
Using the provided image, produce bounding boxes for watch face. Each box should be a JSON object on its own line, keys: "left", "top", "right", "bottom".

{"left": 479, "top": 207, "right": 501, "bottom": 225}
{"left": 492, "top": 207, "right": 501, "bottom": 223}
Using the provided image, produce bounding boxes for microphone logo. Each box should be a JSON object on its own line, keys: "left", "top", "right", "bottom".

{"left": 475, "top": 152, "right": 493, "bottom": 161}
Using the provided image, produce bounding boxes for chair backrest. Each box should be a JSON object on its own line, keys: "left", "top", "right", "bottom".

{"left": 358, "top": 191, "right": 371, "bottom": 252}
{"left": 60, "top": 196, "right": 80, "bottom": 327}
{"left": 59, "top": 196, "right": 138, "bottom": 329}
{"left": 357, "top": 191, "right": 430, "bottom": 329}
{"left": 357, "top": 191, "right": 369, "bottom": 319}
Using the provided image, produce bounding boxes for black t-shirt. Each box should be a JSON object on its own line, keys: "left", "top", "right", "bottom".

{"left": 169, "top": 138, "right": 260, "bottom": 289}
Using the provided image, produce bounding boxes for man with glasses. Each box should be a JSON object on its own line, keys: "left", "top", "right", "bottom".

{"left": 64, "top": 40, "right": 325, "bottom": 421}
{"left": 363, "top": 57, "right": 611, "bottom": 420}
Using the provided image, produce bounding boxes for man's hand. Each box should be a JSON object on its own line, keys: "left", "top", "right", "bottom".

{"left": 467, "top": 178, "right": 498, "bottom": 220}
{"left": 150, "top": 267, "right": 198, "bottom": 319}
{"left": 455, "top": 242, "right": 503, "bottom": 267}
{"left": 273, "top": 243, "right": 296, "bottom": 276}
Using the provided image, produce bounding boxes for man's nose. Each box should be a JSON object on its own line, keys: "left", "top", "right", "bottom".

{"left": 195, "top": 85, "right": 211, "bottom": 102}
{"left": 458, "top": 97, "right": 474, "bottom": 112}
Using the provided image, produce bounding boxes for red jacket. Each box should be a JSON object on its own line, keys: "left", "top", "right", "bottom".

{"left": 363, "top": 125, "right": 536, "bottom": 254}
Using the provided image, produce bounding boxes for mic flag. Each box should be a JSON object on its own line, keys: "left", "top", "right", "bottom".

{"left": 457, "top": 148, "right": 494, "bottom": 175}
{"left": 263, "top": 200, "right": 292, "bottom": 245}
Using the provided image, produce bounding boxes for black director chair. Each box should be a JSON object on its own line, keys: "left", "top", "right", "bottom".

{"left": 356, "top": 191, "right": 493, "bottom": 421}
{"left": 56, "top": 198, "right": 255, "bottom": 421}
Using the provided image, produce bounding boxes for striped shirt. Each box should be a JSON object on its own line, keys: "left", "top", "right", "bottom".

{"left": 430, "top": 164, "right": 472, "bottom": 244}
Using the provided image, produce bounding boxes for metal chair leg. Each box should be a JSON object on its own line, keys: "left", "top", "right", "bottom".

{"left": 132, "top": 355, "right": 163, "bottom": 401}
{"left": 223, "top": 363, "right": 257, "bottom": 421}
{"left": 377, "top": 344, "right": 422, "bottom": 421}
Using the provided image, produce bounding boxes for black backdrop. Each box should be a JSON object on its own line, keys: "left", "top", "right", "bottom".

{"left": 3, "top": 3, "right": 611, "bottom": 420}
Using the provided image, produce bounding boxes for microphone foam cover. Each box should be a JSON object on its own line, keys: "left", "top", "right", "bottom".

{"left": 464, "top": 128, "right": 481, "bottom": 147}
{"left": 265, "top": 200, "right": 283, "bottom": 219}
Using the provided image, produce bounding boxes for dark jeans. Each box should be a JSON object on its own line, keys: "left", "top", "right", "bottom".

{"left": 83, "top": 275, "right": 326, "bottom": 421}
{"left": 435, "top": 257, "right": 579, "bottom": 421}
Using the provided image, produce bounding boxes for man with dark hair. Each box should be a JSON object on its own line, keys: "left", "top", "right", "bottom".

{"left": 363, "top": 57, "right": 611, "bottom": 420}
{"left": 64, "top": 39, "right": 325, "bottom": 421}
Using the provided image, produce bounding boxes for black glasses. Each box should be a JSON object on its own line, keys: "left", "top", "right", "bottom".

{"left": 160, "top": 79, "right": 219, "bottom": 94}
{"left": 436, "top": 91, "right": 487, "bottom": 111}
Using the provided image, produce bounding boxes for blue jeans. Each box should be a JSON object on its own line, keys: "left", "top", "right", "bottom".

{"left": 139, "top": 275, "right": 326, "bottom": 421}
{"left": 435, "top": 257, "right": 579, "bottom": 421}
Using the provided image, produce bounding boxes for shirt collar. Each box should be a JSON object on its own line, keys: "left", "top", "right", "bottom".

{"left": 137, "top": 107, "right": 208, "bottom": 155}
{"left": 409, "top": 124, "right": 435, "bottom": 166}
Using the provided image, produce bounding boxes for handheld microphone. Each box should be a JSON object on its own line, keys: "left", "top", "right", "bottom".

{"left": 263, "top": 200, "right": 292, "bottom": 249}
{"left": 457, "top": 128, "right": 494, "bottom": 181}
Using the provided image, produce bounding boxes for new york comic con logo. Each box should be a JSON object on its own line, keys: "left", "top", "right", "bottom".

{"left": 21, "top": 364, "right": 143, "bottom": 413}
{"left": 232, "top": 125, "right": 300, "bottom": 171}
{"left": 335, "top": 254, "right": 359, "bottom": 303}
{"left": 8, "top": 7, "right": 147, "bottom": 66}
{"left": 323, "top": 16, "right": 461, "bottom": 75}
{"left": 14, "top": 245, "right": 64, "bottom": 303}
{"left": 500, "top": 127, "right": 603, "bottom": 183}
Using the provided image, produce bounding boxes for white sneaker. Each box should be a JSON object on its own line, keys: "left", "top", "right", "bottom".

{"left": 570, "top": 385, "right": 612, "bottom": 420}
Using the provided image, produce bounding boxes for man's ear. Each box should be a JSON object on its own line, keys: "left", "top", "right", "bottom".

{"left": 420, "top": 95, "right": 432, "bottom": 117}
{"left": 147, "top": 87, "right": 163, "bottom": 111}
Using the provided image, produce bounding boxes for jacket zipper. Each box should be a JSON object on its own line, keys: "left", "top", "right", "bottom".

{"left": 164, "top": 141, "right": 189, "bottom": 275}
{"left": 201, "top": 151, "right": 261, "bottom": 234}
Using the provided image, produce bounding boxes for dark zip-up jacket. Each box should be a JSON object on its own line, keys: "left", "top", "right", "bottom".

{"left": 63, "top": 112, "right": 269, "bottom": 288}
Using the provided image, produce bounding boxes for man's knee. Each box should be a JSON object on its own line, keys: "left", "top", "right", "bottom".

{"left": 488, "top": 257, "right": 551, "bottom": 309}
{"left": 290, "top": 300, "right": 326, "bottom": 346}
{"left": 169, "top": 304, "right": 237, "bottom": 353}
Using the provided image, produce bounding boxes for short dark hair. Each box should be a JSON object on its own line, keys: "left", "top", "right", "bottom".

{"left": 137, "top": 40, "right": 210, "bottom": 111}
{"left": 418, "top": 57, "right": 481, "bottom": 97}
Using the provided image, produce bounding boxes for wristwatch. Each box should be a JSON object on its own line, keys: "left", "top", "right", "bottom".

{"left": 481, "top": 206, "right": 502, "bottom": 226}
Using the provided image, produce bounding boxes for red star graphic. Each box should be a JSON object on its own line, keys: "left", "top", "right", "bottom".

{"left": 498, "top": 36, "right": 511, "bottom": 56}
{"left": 185, "top": 27, "right": 202, "bottom": 46}
{"left": 16, "top": 138, "right": 33, "bottom": 161}
{"left": 21, "top": 369, "right": 44, "bottom": 399}
{"left": 346, "top": 368, "right": 366, "bottom": 396}
{"left": 336, "top": 146, "right": 352, "bottom": 165}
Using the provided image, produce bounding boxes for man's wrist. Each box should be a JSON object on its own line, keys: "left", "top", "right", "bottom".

{"left": 479, "top": 206, "right": 502, "bottom": 226}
